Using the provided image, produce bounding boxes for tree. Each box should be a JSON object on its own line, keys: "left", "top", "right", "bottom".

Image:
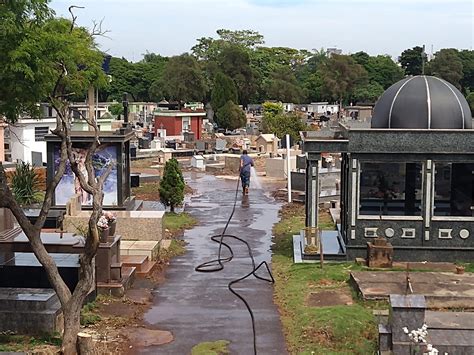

{"left": 215, "top": 100, "right": 246, "bottom": 130}
{"left": 466, "top": 92, "right": 474, "bottom": 113}
{"left": 149, "top": 53, "right": 207, "bottom": 106}
{"left": 458, "top": 50, "right": 474, "bottom": 94}
{"left": 261, "top": 102, "right": 305, "bottom": 142}
{"left": 218, "top": 45, "right": 256, "bottom": 107}
{"left": 159, "top": 158, "right": 185, "bottom": 213}
{"left": 210, "top": 72, "right": 238, "bottom": 112}
{"left": 0, "top": 3, "right": 110, "bottom": 353}
{"left": 399, "top": 46, "right": 425, "bottom": 76}
{"left": 352, "top": 82, "right": 384, "bottom": 103}
{"left": 103, "top": 53, "right": 167, "bottom": 102}
{"left": 318, "top": 54, "right": 368, "bottom": 105}
{"left": 356, "top": 55, "right": 404, "bottom": 90}
{"left": 428, "top": 48, "right": 463, "bottom": 89}
{"left": 108, "top": 102, "right": 123, "bottom": 117}
{"left": 265, "top": 66, "right": 304, "bottom": 103}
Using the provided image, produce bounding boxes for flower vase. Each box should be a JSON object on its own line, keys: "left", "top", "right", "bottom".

{"left": 108, "top": 221, "right": 117, "bottom": 236}
{"left": 99, "top": 228, "right": 109, "bottom": 243}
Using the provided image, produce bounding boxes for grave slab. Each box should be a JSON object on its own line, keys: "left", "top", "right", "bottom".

{"left": 351, "top": 271, "right": 474, "bottom": 308}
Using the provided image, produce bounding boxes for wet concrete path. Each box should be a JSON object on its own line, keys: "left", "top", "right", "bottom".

{"left": 141, "top": 173, "right": 287, "bottom": 355}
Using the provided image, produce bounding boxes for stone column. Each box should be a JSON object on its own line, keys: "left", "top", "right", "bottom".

{"left": 305, "top": 154, "right": 320, "bottom": 228}
{"left": 423, "top": 160, "right": 433, "bottom": 242}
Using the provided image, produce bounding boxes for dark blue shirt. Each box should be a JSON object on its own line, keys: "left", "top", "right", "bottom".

{"left": 241, "top": 155, "right": 254, "bottom": 174}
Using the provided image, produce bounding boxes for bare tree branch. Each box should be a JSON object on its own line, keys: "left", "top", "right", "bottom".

{"left": 90, "top": 18, "right": 111, "bottom": 38}
{"left": 68, "top": 6, "right": 84, "bottom": 32}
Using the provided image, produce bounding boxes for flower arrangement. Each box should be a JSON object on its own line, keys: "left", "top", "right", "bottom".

{"left": 402, "top": 324, "right": 441, "bottom": 355}
{"left": 103, "top": 211, "right": 117, "bottom": 223}
{"left": 97, "top": 215, "right": 109, "bottom": 230}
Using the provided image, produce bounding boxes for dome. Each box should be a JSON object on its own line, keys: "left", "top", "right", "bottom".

{"left": 371, "top": 75, "right": 472, "bottom": 129}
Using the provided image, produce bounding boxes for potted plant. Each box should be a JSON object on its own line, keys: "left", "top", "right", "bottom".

{"left": 103, "top": 211, "right": 117, "bottom": 236}
{"left": 97, "top": 215, "right": 109, "bottom": 243}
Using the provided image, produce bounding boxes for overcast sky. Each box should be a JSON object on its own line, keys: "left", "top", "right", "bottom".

{"left": 50, "top": 0, "right": 473, "bottom": 62}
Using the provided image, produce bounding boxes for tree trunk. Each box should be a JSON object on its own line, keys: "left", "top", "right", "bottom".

{"left": 170, "top": 204, "right": 175, "bottom": 213}
{"left": 62, "top": 301, "right": 82, "bottom": 355}
{"left": 77, "top": 333, "right": 94, "bottom": 355}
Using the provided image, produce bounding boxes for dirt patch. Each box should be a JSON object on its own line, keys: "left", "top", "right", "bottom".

{"left": 124, "top": 327, "right": 173, "bottom": 347}
{"left": 306, "top": 287, "right": 353, "bottom": 307}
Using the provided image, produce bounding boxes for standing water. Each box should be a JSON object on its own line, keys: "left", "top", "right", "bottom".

{"left": 250, "top": 166, "right": 262, "bottom": 189}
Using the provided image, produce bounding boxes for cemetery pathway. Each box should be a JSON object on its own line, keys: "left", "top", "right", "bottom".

{"left": 141, "top": 172, "right": 287, "bottom": 355}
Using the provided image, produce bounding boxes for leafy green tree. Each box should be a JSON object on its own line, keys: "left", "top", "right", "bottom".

{"left": 216, "top": 29, "right": 264, "bottom": 48}
{"left": 211, "top": 72, "right": 238, "bottom": 112}
{"left": 218, "top": 45, "right": 256, "bottom": 107}
{"left": 108, "top": 102, "right": 123, "bottom": 117}
{"left": 352, "top": 82, "right": 384, "bottom": 103}
{"left": 261, "top": 102, "right": 305, "bottom": 142}
{"left": 250, "top": 47, "right": 310, "bottom": 102}
{"left": 265, "top": 66, "right": 304, "bottom": 103}
{"left": 399, "top": 46, "right": 425, "bottom": 76}
{"left": 159, "top": 158, "right": 185, "bottom": 213}
{"left": 149, "top": 53, "right": 207, "bottom": 105}
{"left": 466, "top": 92, "right": 474, "bottom": 113}
{"left": 458, "top": 50, "right": 474, "bottom": 94}
{"left": 318, "top": 54, "right": 368, "bottom": 105}
{"left": 0, "top": 3, "right": 111, "bottom": 353}
{"left": 215, "top": 100, "right": 247, "bottom": 130}
{"left": 351, "top": 51, "right": 371, "bottom": 67}
{"left": 428, "top": 48, "right": 463, "bottom": 89}
{"left": 105, "top": 54, "right": 167, "bottom": 102}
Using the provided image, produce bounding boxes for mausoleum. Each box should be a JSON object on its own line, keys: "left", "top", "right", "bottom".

{"left": 302, "top": 76, "right": 474, "bottom": 261}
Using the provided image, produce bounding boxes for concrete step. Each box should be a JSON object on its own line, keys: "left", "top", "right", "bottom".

{"left": 97, "top": 266, "right": 136, "bottom": 297}
{"left": 136, "top": 260, "right": 157, "bottom": 277}
{"left": 121, "top": 255, "right": 149, "bottom": 272}
{"left": 120, "top": 240, "right": 160, "bottom": 261}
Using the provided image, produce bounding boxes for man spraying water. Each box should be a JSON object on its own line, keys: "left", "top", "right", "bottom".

{"left": 240, "top": 150, "right": 254, "bottom": 195}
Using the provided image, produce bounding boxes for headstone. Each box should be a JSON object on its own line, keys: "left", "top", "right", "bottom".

{"left": 389, "top": 294, "right": 426, "bottom": 352}
{"left": 367, "top": 237, "right": 393, "bottom": 268}
{"left": 31, "top": 151, "right": 43, "bottom": 167}
{"left": 215, "top": 139, "right": 227, "bottom": 152}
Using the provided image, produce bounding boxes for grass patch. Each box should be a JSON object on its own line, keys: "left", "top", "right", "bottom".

{"left": 0, "top": 334, "right": 61, "bottom": 352}
{"left": 80, "top": 301, "right": 101, "bottom": 326}
{"left": 159, "top": 239, "right": 187, "bottom": 261}
{"left": 272, "top": 203, "right": 377, "bottom": 354}
{"left": 132, "top": 182, "right": 160, "bottom": 194}
{"left": 163, "top": 212, "right": 198, "bottom": 233}
{"left": 131, "top": 157, "right": 160, "bottom": 169}
{"left": 191, "top": 340, "right": 230, "bottom": 355}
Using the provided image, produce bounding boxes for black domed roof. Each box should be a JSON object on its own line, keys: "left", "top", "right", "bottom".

{"left": 371, "top": 75, "right": 472, "bottom": 129}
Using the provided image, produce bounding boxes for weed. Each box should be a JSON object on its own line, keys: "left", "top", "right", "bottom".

{"left": 191, "top": 340, "right": 230, "bottom": 355}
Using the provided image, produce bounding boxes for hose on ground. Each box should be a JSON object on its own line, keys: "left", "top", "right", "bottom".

{"left": 195, "top": 177, "right": 275, "bottom": 355}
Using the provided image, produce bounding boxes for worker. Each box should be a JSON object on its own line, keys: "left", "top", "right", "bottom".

{"left": 240, "top": 150, "right": 254, "bottom": 195}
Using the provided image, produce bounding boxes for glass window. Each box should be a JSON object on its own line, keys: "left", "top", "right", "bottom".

{"left": 434, "top": 163, "right": 474, "bottom": 216}
{"left": 34, "top": 126, "right": 49, "bottom": 142}
{"left": 359, "top": 162, "right": 423, "bottom": 216}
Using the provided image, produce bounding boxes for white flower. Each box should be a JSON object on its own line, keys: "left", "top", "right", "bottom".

{"left": 403, "top": 327, "right": 409, "bottom": 334}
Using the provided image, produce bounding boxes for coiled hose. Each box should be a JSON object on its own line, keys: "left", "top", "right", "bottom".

{"left": 195, "top": 177, "right": 275, "bottom": 355}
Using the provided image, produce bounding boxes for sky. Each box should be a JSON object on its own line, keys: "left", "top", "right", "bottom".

{"left": 50, "top": 0, "right": 473, "bottom": 62}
